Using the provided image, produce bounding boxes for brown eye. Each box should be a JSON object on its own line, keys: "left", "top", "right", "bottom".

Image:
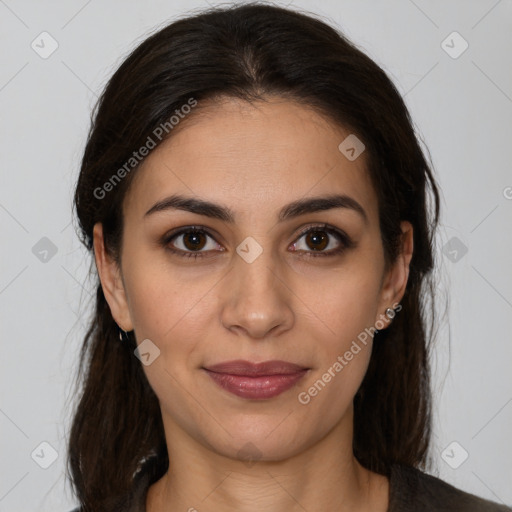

{"left": 304, "top": 230, "right": 329, "bottom": 251}
{"left": 182, "top": 231, "right": 208, "bottom": 251}
{"left": 163, "top": 227, "right": 221, "bottom": 259}
{"left": 291, "top": 224, "right": 353, "bottom": 257}
{"left": 162, "top": 224, "right": 354, "bottom": 261}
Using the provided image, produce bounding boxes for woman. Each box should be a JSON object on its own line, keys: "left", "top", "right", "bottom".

{"left": 67, "top": 3, "right": 511, "bottom": 511}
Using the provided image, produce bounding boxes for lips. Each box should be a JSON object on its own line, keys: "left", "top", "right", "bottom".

{"left": 202, "top": 360, "right": 310, "bottom": 399}
{"left": 204, "top": 359, "right": 308, "bottom": 376}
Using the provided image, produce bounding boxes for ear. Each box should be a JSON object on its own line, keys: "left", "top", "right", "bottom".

{"left": 92, "top": 222, "right": 134, "bottom": 331}
{"left": 374, "top": 220, "right": 414, "bottom": 328}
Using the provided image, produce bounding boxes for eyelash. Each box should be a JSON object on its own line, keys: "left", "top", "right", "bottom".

{"left": 161, "top": 223, "right": 354, "bottom": 261}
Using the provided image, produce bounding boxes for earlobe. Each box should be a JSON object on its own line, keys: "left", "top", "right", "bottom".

{"left": 375, "top": 221, "right": 414, "bottom": 328}
{"left": 92, "top": 222, "right": 134, "bottom": 331}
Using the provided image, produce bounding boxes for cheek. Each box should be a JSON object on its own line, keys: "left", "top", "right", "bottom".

{"left": 290, "top": 264, "right": 382, "bottom": 405}
{"left": 122, "top": 247, "right": 216, "bottom": 342}
{"left": 123, "top": 238, "right": 384, "bottom": 367}
{"left": 293, "top": 264, "right": 383, "bottom": 349}
{"left": 122, "top": 261, "right": 213, "bottom": 413}
{"left": 294, "top": 282, "right": 378, "bottom": 424}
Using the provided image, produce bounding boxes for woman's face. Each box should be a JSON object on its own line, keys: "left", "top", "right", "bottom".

{"left": 94, "top": 96, "right": 412, "bottom": 462}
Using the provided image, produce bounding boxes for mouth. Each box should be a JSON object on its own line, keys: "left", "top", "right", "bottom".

{"left": 202, "top": 360, "right": 310, "bottom": 400}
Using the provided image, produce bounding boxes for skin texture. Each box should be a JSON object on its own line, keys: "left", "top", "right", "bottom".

{"left": 93, "top": 97, "right": 413, "bottom": 512}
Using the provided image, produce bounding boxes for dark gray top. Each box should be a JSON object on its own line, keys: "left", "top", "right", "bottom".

{"left": 69, "top": 458, "right": 512, "bottom": 511}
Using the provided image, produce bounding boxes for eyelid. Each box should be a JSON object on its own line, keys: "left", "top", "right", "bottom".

{"left": 161, "top": 223, "right": 354, "bottom": 259}
{"left": 162, "top": 225, "right": 223, "bottom": 248}
{"left": 292, "top": 223, "right": 355, "bottom": 256}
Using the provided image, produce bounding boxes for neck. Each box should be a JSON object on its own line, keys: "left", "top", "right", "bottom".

{"left": 146, "top": 408, "right": 389, "bottom": 512}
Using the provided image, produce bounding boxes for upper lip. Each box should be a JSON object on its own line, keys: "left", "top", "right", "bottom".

{"left": 203, "top": 360, "right": 309, "bottom": 376}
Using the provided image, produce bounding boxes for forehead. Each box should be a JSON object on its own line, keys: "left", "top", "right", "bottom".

{"left": 124, "top": 97, "right": 378, "bottom": 226}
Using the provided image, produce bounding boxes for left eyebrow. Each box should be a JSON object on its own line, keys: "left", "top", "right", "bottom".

{"left": 144, "top": 193, "right": 368, "bottom": 225}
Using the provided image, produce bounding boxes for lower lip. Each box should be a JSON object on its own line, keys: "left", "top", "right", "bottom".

{"left": 203, "top": 369, "right": 309, "bottom": 399}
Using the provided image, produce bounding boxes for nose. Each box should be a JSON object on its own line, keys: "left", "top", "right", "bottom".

{"left": 219, "top": 245, "right": 294, "bottom": 340}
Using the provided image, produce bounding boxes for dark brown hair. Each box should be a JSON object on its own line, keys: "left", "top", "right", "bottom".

{"left": 67, "top": 3, "right": 441, "bottom": 510}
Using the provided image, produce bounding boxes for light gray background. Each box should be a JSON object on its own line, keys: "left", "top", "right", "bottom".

{"left": 1, "top": 0, "right": 511, "bottom": 510}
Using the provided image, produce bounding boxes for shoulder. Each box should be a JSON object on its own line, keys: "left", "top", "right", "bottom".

{"left": 389, "top": 464, "right": 512, "bottom": 511}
